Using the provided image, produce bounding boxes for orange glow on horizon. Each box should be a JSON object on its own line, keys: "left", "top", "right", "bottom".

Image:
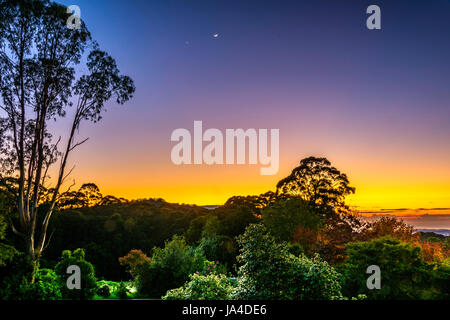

{"left": 58, "top": 155, "right": 450, "bottom": 213}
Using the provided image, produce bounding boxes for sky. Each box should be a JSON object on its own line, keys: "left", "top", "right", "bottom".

{"left": 54, "top": 0, "right": 450, "bottom": 212}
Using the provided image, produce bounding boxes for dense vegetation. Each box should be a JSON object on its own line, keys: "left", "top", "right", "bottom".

{"left": 1, "top": 0, "right": 447, "bottom": 301}
{"left": 1, "top": 156, "right": 449, "bottom": 300}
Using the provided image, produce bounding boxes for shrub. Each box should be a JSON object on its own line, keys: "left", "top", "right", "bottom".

{"left": 232, "top": 223, "right": 342, "bottom": 300}
{"left": 430, "top": 258, "right": 449, "bottom": 299}
{"left": 287, "top": 243, "right": 304, "bottom": 257}
{"left": 117, "top": 282, "right": 129, "bottom": 300}
{"left": 163, "top": 273, "right": 234, "bottom": 300}
{"left": 284, "top": 254, "right": 343, "bottom": 300}
{"left": 137, "top": 236, "right": 207, "bottom": 297}
{"left": 0, "top": 253, "right": 34, "bottom": 300}
{"left": 97, "top": 285, "right": 111, "bottom": 298}
{"left": 198, "top": 236, "right": 236, "bottom": 272}
{"left": 200, "top": 260, "right": 227, "bottom": 276}
{"left": 20, "top": 268, "right": 62, "bottom": 300}
{"left": 340, "top": 237, "right": 445, "bottom": 299}
{"left": 54, "top": 248, "right": 97, "bottom": 300}
{"left": 119, "top": 249, "right": 151, "bottom": 279}
{"left": 0, "top": 212, "right": 17, "bottom": 267}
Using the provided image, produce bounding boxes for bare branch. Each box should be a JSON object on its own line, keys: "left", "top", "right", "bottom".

{"left": 68, "top": 137, "right": 89, "bottom": 152}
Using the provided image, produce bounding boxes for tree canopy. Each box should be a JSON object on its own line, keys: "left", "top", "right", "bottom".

{"left": 276, "top": 157, "right": 355, "bottom": 215}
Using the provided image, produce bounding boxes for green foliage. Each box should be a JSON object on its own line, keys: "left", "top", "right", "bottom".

{"left": 232, "top": 223, "right": 343, "bottom": 300}
{"left": 163, "top": 273, "right": 234, "bottom": 300}
{"left": 0, "top": 212, "right": 17, "bottom": 267}
{"left": 19, "top": 268, "right": 62, "bottom": 300}
{"left": 341, "top": 237, "right": 447, "bottom": 299}
{"left": 430, "top": 258, "right": 450, "bottom": 299}
{"left": 137, "top": 236, "right": 206, "bottom": 297}
{"left": 0, "top": 191, "right": 17, "bottom": 267}
{"left": 185, "top": 216, "right": 207, "bottom": 244}
{"left": 47, "top": 199, "right": 209, "bottom": 280}
{"left": 286, "top": 243, "right": 304, "bottom": 256}
{"left": 94, "top": 280, "right": 136, "bottom": 299}
{"left": 117, "top": 281, "right": 129, "bottom": 300}
{"left": 215, "top": 205, "right": 258, "bottom": 238}
{"left": 285, "top": 253, "right": 343, "bottom": 300}
{"left": 97, "top": 284, "right": 111, "bottom": 298}
{"left": 198, "top": 235, "right": 236, "bottom": 271}
{"left": 0, "top": 255, "right": 61, "bottom": 300}
{"left": 0, "top": 253, "right": 34, "bottom": 300}
{"left": 200, "top": 260, "right": 228, "bottom": 276}
{"left": 54, "top": 248, "right": 97, "bottom": 300}
{"left": 202, "top": 216, "right": 221, "bottom": 238}
{"left": 262, "top": 198, "right": 323, "bottom": 242}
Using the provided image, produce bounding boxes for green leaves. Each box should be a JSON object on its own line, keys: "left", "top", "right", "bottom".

{"left": 262, "top": 197, "right": 323, "bottom": 243}
{"left": 341, "top": 237, "right": 448, "bottom": 299}
{"left": 233, "top": 223, "right": 343, "bottom": 300}
{"left": 163, "top": 273, "right": 234, "bottom": 300}
{"left": 54, "top": 248, "right": 97, "bottom": 300}
{"left": 136, "top": 235, "right": 207, "bottom": 298}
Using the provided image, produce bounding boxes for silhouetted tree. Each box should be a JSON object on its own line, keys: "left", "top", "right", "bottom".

{"left": 0, "top": 0, "right": 135, "bottom": 279}
{"left": 276, "top": 157, "right": 355, "bottom": 216}
{"left": 224, "top": 191, "right": 281, "bottom": 216}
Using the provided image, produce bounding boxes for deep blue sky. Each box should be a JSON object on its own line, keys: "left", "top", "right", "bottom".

{"left": 55, "top": 0, "right": 450, "bottom": 209}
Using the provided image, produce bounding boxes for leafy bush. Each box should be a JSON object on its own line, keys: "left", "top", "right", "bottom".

{"left": 0, "top": 212, "right": 17, "bottom": 267}
{"left": 232, "top": 223, "right": 343, "bottom": 300}
{"left": 198, "top": 236, "right": 235, "bottom": 272}
{"left": 200, "top": 260, "right": 227, "bottom": 276}
{"left": 117, "top": 282, "right": 129, "bottom": 299}
{"left": 0, "top": 253, "right": 34, "bottom": 300}
{"left": 119, "top": 249, "right": 151, "bottom": 279}
{"left": 430, "top": 258, "right": 449, "bottom": 299}
{"left": 137, "top": 236, "right": 207, "bottom": 297}
{"left": 163, "top": 273, "right": 234, "bottom": 300}
{"left": 287, "top": 243, "right": 304, "bottom": 256}
{"left": 284, "top": 253, "right": 343, "bottom": 300}
{"left": 19, "top": 269, "right": 62, "bottom": 300}
{"left": 0, "top": 254, "right": 62, "bottom": 301}
{"left": 96, "top": 280, "right": 131, "bottom": 299}
{"left": 340, "top": 237, "right": 446, "bottom": 299}
{"left": 54, "top": 248, "right": 98, "bottom": 300}
{"left": 97, "top": 284, "right": 111, "bottom": 298}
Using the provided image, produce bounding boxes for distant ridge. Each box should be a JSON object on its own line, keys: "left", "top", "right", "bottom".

{"left": 416, "top": 229, "right": 450, "bottom": 237}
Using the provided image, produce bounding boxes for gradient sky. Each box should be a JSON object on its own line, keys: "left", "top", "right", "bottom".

{"left": 53, "top": 0, "right": 450, "bottom": 211}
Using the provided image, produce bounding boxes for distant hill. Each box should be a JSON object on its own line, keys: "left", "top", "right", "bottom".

{"left": 416, "top": 229, "right": 450, "bottom": 237}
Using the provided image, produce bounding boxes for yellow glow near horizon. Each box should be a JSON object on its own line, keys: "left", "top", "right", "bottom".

{"left": 53, "top": 144, "right": 450, "bottom": 212}
{"left": 77, "top": 173, "right": 450, "bottom": 212}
